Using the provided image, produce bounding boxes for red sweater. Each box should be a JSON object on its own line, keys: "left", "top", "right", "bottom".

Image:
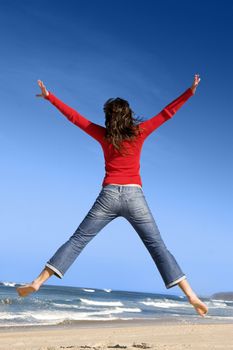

{"left": 45, "top": 87, "right": 194, "bottom": 187}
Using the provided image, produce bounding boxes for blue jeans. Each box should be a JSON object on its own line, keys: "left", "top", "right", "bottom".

{"left": 45, "top": 185, "right": 186, "bottom": 289}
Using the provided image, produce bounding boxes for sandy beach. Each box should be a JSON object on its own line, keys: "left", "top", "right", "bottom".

{"left": 0, "top": 320, "right": 233, "bottom": 350}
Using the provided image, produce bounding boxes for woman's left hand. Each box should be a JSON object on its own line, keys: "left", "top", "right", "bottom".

{"left": 191, "top": 74, "right": 201, "bottom": 94}
{"left": 36, "top": 80, "right": 49, "bottom": 98}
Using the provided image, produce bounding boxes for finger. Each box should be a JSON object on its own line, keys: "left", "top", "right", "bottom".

{"left": 35, "top": 94, "right": 43, "bottom": 97}
{"left": 38, "top": 80, "right": 45, "bottom": 89}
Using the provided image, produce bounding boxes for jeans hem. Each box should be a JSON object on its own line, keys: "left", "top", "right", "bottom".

{"left": 45, "top": 263, "right": 63, "bottom": 279}
{"left": 166, "top": 275, "right": 186, "bottom": 289}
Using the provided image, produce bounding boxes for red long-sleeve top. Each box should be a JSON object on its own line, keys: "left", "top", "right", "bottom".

{"left": 45, "top": 87, "right": 194, "bottom": 187}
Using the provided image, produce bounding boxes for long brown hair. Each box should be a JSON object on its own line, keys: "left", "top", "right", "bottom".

{"left": 103, "top": 97, "right": 144, "bottom": 156}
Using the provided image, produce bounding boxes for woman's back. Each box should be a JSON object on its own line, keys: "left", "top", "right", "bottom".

{"left": 45, "top": 87, "right": 194, "bottom": 188}
{"left": 101, "top": 132, "right": 145, "bottom": 187}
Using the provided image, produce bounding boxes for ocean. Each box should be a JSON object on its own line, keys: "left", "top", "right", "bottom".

{"left": 1, "top": 282, "right": 233, "bottom": 327}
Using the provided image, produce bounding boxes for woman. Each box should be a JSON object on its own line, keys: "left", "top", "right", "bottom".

{"left": 17, "top": 74, "right": 208, "bottom": 317}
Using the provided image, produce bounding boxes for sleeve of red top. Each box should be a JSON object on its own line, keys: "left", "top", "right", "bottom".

{"left": 44, "top": 91, "right": 105, "bottom": 143}
{"left": 140, "top": 87, "right": 194, "bottom": 139}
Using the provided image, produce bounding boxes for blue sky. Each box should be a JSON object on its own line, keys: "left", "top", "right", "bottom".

{"left": 0, "top": 0, "right": 232, "bottom": 297}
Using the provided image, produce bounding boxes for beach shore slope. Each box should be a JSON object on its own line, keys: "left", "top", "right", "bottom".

{"left": 1, "top": 321, "right": 233, "bottom": 350}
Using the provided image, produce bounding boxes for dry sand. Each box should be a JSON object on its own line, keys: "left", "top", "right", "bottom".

{"left": 0, "top": 320, "right": 233, "bottom": 350}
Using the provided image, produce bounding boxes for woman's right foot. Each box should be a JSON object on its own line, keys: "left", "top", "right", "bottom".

{"left": 16, "top": 281, "right": 40, "bottom": 297}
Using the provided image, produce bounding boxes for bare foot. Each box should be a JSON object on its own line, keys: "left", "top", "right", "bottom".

{"left": 16, "top": 282, "right": 40, "bottom": 297}
{"left": 188, "top": 294, "right": 208, "bottom": 317}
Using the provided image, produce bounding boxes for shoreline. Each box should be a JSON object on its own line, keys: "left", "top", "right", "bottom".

{"left": 1, "top": 316, "right": 233, "bottom": 332}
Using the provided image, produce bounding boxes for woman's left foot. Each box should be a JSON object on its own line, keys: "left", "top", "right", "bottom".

{"left": 16, "top": 282, "right": 40, "bottom": 297}
{"left": 188, "top": 294, "right": 208, "bottom": 317}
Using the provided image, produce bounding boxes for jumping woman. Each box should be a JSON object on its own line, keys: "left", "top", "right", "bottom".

{"left": 17, "top": 74, "right": 208, "bottom": 317}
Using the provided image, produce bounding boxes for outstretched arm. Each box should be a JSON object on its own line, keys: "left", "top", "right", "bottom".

{"left": 140, "top": 74, "right": 201, "bottom": 139}
{"left": 36, "top": 80, "right": 105, "bottom": 143}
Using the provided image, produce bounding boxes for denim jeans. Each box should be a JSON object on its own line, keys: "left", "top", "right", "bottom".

{"left": 46, "top": 184, "right": 186, "bottom": 289}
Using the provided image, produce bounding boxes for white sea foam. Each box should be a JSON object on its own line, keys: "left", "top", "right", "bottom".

{"left": 141, "top": 299, "right": 191, "bottom": 308}
{"left": 205, "top": 315, "right": 233, "bottom": 320}
{"left": 93, "top": 306, "right": 141, "bottom": 315}
{"left": 0, "top": 306, "right": 141, "bottom": 324}
{"left": 211, "top": 299, "right": 233, "bottom": 303}
{"left": 52, "top": 303, "right": 81, "bottom": 309}
{"left": 103, "top": 289, "right": 112, "bottom": 293}
{"left": 206, "top": 301, "right": 228, "bottom": 308}
{"left": 83, "top": 288, "right": 95, "bottom": 293}
{"left": 93, "top": 307, "right": 141, "bottom": 315}
{"left": 142, "top": 298, "right": 230, "bottom": 310}
{"left": 2, "top": 282, "right": 16, "bottom": 287}
{"left": 0, "top": 313, "right": 27, "bottom": 320}
{"left": 0, "top": 322, "right": 50, "bottom": 327}
{"left": 80, "top": 298, "right": 123, "bottom": 306}
{"left": 32, "top": 311, "right": 79, "bottom": 321}
{"left": 52, "top": 303, "right": 98, "bottom": 311}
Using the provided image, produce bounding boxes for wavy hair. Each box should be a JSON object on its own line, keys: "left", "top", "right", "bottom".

{"left": 103, "top": 97, "right": 145, "bottom": 156}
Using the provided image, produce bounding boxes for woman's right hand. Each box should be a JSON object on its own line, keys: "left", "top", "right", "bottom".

{"left": 191, "top": 74, "right": 201, "bottom": 94}
{"left": 36, "top": 80, "right": 49, "bottom": 98}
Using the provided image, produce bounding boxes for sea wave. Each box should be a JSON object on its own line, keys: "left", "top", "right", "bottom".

{"left": 0, "top": 306, "right": 141, "bottom": 325}
{"left": 0, "top": 312, "right": 34, "bottom": 321}
{"left": 0, "top": 282, "right": 17, "bottom": 287}
{"left": 82, "top": 289, "right": 95, "bottom": 293}
{"left": 52, "top": 303, "right": 98, "bottom": 310}
{"left": 80, "top": 298, "right": 123, "bottom": 307}
{"left": 57, "top": 316, "right": 134, "bottom": 325}
{"left": 141, "top": 299, "right": 191, "bottom": 308}
{"left": 206, "top": 300, "right": 228, "bottom": 308}
{"left": 1, "top": 283, "right": 233, "bottom": 327}
{"left": 205, "top": 315, "right": 233, "bottom": 320}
